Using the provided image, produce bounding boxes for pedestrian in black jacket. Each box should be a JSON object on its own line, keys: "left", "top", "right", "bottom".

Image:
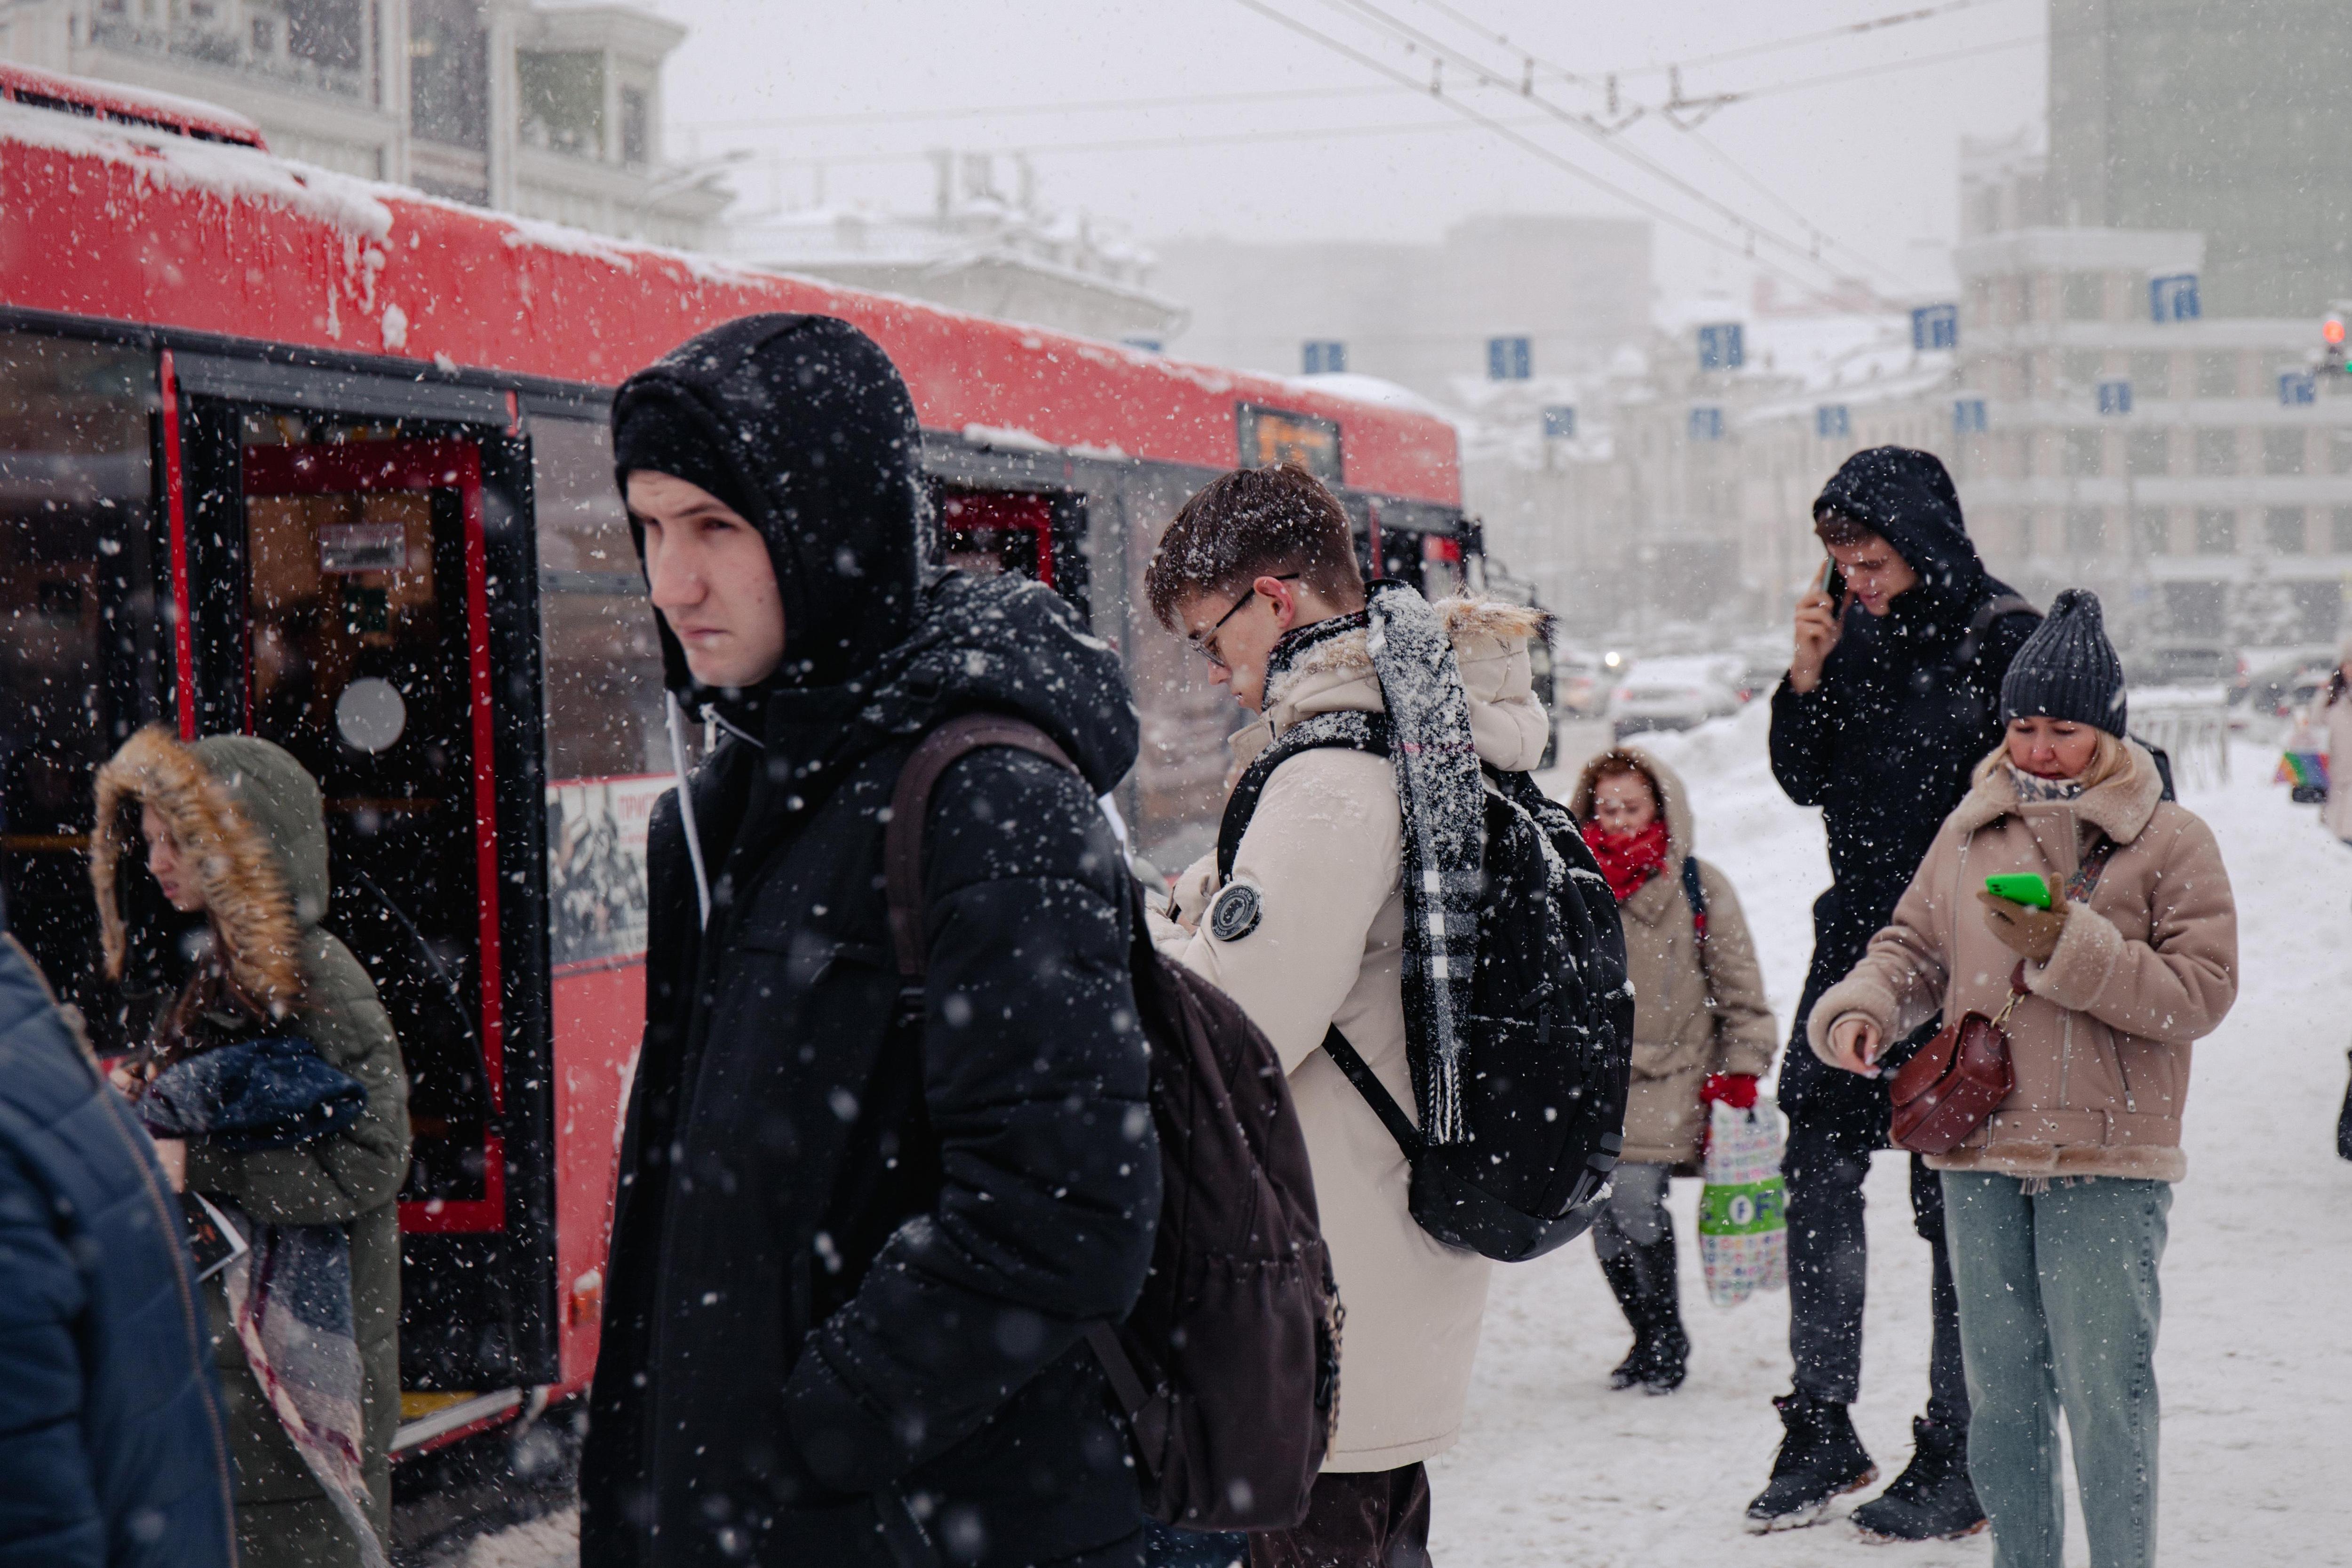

{"left": 1748, "top": 446, "right": 2039, "bottom": 1540}
{"left": 578, "top": 313, "right": 1160, "bottom": 1568}
{"left": 0, "top": 909, "right": 237, "bottom": 1568}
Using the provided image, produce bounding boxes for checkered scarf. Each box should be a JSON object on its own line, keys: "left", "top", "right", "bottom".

{"left": 1364, "top": 582, "right": 1487, "bottom": 1144}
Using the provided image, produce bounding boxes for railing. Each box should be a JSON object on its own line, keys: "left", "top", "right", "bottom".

{"left": 89, "top": 19, "right": 365, "bottom": 100}
{"left": 2128, "top": 688, "right": 2230, "bottom": 790}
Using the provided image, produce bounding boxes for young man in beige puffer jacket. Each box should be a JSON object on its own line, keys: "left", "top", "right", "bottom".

{"left": 1810, "top": 589, "right": 2236, "bottom": 1568}
{"left": 1144, "top": 463, "right": 1549, "bottom": 1568}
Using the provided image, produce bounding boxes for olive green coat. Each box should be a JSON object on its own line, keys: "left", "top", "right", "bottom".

{"left": 94, "top": 729, "right": 410, "bottom": 1568}
{"left": 1568, "top": 749, "right": 1777, "bottom": 1168}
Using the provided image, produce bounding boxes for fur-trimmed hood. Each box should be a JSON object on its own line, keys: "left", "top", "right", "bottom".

{"left": 91, "top": 728, "right": 327, "bottom": 1016}
{"left": 1236, "top": 593, "right": 1554, "bottom": 774}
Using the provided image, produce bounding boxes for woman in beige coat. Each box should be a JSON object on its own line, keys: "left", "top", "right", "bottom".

{"left": 1811, "top": 591, "right": 2235, "bottom": 1568}
{"left": 1567, "top": 748, "right": 1775, "bottom": 1393}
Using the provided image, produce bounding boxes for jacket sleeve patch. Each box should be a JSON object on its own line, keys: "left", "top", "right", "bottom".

{"left": 1208, "top": 880, "right": 1264, "bottom": 943}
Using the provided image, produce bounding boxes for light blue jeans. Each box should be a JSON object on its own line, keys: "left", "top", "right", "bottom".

{"left": 1941, "top": 1171, "right": 2170, "bottom": 1568}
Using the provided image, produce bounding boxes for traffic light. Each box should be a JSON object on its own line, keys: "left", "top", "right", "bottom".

{"left": 2324, "top": 311, "right": 2350, "bottom": 374}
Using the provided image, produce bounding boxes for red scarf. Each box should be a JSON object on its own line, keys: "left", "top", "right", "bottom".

{"left": 1582, "top": 818, "right": 1670, "bottom": 904}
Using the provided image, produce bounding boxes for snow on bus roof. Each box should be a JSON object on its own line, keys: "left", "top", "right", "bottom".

{"left": 0, "top": 61, "right": 265, "bottom": 146}
{"left": 0, "top": 96, "right": 389, "bottom": 239}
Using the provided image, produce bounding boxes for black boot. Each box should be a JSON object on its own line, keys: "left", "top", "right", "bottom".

{"left": 1597, "top": 1246, "right": 1654, "bottom": 1391}
{"left": 1632, "top": 1230, "right": 1687, "bottom": 1395}
{"left": 1851, "top": 1416, "right": 1986, "bottom": 1542}
{"left": 1744, "top": 1392, "right": 1878, "bottom": 1533}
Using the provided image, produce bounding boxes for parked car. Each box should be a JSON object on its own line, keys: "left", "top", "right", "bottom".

{"left": 2124, "top": 641, "right": 2243, "bottom": 692}
{"left": 1608, "top": 656, "right": 1744, "bottom": 738}
{"left": 1553, "top": 648, "right": 1609, "bottom": 718}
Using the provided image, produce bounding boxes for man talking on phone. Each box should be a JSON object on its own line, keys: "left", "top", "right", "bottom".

{"left": 1748, "top": 447, "right": 2039, "bottom": 1540}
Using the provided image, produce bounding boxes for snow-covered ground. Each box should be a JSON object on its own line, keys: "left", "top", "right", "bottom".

{"left": 455, "top": 702, "right": 2352, "bottom": 1566}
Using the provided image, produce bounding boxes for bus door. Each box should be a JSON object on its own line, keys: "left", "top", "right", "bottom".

{"left": 936, "top": 486, "right": 1090, "bottom": 616}
{"left": 169, "top": 361, "right": 557, "bottom": 1418}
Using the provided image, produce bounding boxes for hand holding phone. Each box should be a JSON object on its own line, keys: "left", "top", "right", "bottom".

{"left": 1789, "top": 557, "right": 1845, "bottom": 694}
{"left": 1983, "top": 873, "right": 2053, "bottom": 908}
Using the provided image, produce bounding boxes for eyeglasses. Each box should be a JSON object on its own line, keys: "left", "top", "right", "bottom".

{"left": 1189, "top": 573, "right": 1300, "bottom": 669}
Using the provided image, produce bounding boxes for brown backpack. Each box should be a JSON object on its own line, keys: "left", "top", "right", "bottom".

{"left": 883, "top": 712, "right": 1342, "bottom": 1531}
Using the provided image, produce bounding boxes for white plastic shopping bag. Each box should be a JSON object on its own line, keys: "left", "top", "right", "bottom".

{"left": 1698, "top": 1097, "right": 1788, "bottom": 1307}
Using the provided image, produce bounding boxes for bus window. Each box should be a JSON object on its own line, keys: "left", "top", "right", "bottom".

{"left": 941, "top": 489, "right": 1053, "bottom": 585}
{"left": 238, "top": 423, "right": 501, "bottom": 1233}
{"left": 534, "top": 418, "right": 667, "bottom": 973}
{"left": 0, "top": 334, "right": 161, "bottom": 1034}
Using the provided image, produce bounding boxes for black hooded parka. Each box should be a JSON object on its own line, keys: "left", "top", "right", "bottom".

{"left": 1767, "top": 447, "right": 2040, "bottom": 1144}
{"left": 580, "top": 316, "right": 1159, "bottom": 1568}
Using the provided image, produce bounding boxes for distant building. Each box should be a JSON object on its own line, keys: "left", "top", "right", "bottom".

{"left": 1952, "top": 222, "right": 2352, "bottom": 646}
{"left": 2047, "top": 0, "right": 2352, "bottom": 317}
{"left": 0, "top": 0, "right": 727, "bottom": 247}
{"left": 1154, "top": 214, "right": 1653, "bottom": 403}
{"left": 727, "top": 153, "right": 1184, "bottom": 345}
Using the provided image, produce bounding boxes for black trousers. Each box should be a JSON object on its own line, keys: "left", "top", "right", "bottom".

{"left": 1782, "top": 1114, "right": 1970, "bottom": 1428}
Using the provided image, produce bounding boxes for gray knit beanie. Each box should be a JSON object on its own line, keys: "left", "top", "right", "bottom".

{"left": 2000, "top": 589, "right": 2127, "bottom": 736}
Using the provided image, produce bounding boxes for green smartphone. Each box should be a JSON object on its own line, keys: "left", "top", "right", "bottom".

{"left": 1985, "top": 873, "right": 2052, "bottom": 908}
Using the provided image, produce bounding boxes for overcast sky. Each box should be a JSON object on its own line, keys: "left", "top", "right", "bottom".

{"left": 643, "top": 0, "right": 2048, "bottom": 308}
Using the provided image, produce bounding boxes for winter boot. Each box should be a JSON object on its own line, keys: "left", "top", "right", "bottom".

{"left": 1851, "top": 1417, "right": 1986, "bottom": 1543}
{"left": 1744, "top": 1392, "right": 1878, "bottom": 1533}
{"left": 1597, "top": 1247, "right": 1655, "bottom": 1391}
{"left": 1632, "top": 1231, "right": 1688, "bottom": 1395}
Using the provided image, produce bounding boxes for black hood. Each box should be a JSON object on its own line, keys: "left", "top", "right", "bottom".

{"left": 840, "top": 569, "right": 1139, "bottom": 794}
{"left": 614, "top": 313, "right": 927, "bottom": 695}
{"left": 1813, "top": 446, "right": 1987, "bottom": 609}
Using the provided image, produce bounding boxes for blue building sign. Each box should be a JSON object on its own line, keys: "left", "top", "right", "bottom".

{"left": 2097, "top": 380, "right": 2134, "bottom": 415}
{"left": 1953, "top": 398, "right": 1988, "bottom": 434}
{"left": 1815, "top": 405, "right": 1851, "bottom": 439}
{"left": 2149, "top": 274, "right": 2200, "bottom": 323}
{"left": 2280, "top": 371, "right": 2317, "bottom": 406}
{"left": 1302, "top": 339, "right": 1346, "bottom": 374}
{"left": 1486, "top": 336, "right": 1532, "bottom": 380}
{"left": 1912, "top": 303, "right": 1959, "bottom": 352}
{"left": 1688, "top": 406, "right": 1725, "bottom": 441}
{"left": 1542, "top": 405, "right": 1577, "bottom": 439}
{"left": 1696, "top": 322, "right": 1744, "bottom": 371}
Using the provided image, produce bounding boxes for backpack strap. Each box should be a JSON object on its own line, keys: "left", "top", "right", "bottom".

{"left": 882, "top": 712, "right": 1078, "bottom": 982}
{"left": 1953, "top": 592, "right": 2039, "bottom": 671}
{"left": 1216, "top": 710, "right": 1390, "bottom": 885}
{"left": 1679, "top": 855, "right": 1708, "bottom": 943}
{"left": 1318, "top": 1024, "right": 1425, "bottom": 1160}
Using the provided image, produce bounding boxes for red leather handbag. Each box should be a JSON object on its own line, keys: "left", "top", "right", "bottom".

{"left": 1887, "top": 962, "right": 2024, "bottom": 1155}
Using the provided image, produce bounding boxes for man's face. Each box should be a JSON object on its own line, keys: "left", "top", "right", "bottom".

{"left": 1827, "top": 532, "right": 1921, "bottom": 617}
{"left": 1175, "top": 574, "right": 1304, "bottom": 714}
{"left": 631, "top": 471, "right": 786, "bottom": 690}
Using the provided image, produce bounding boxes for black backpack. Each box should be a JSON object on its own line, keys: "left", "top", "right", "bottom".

{"left": 1218, "top": 713, "right": 1634, "bottom": 1264}
{"left": 882, "top": 713, "right": 1341, "bottom": 1533}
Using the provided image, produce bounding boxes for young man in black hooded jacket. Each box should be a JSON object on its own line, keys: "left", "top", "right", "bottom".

{"left": 579, "top": 313, "right": 1160, "bottom": 1568}
{"left": 1749, "top": 447, "right": 2039, "bottom": 1539}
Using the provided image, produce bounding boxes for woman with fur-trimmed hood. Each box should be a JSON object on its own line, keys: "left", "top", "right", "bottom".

{"left": 92, "top": 728, "right": 410, "bottom": 1568}
{"left": 1566, "top": 747, "right": 1775, "bottom": 1394}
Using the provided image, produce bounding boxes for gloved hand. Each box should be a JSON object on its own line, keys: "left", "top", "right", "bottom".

{"left": 1699, "top": 1073, "right": 1759, "bottom": 1110}
{"left": 1976, "top": 875, "right": 2067, "bottom": 963}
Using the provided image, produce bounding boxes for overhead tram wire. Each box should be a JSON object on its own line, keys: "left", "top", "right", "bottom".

{"left": 1222, "top": 0, "right": 1843, "bottom": 300}
{"left": 677, "top": 82, "right": 1407, "bottom": 135}
{"left": 1619, "top": 0, "right": 2024, "bottom": 76}
{"left": 1666, "top": 124, "right": 1917, "bottom": 296}
{"left": 724, "top": 109, "right": 1556, "bottom": 170}
{"left": 1303, "top": 0, "right": 1865, "bottom": 289}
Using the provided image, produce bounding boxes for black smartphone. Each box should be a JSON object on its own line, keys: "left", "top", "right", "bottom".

{"left": 1820, "top": 555, "right": 1847, "bottom": 613}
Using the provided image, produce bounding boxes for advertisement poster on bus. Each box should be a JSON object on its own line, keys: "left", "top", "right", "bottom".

{"left": 545, "top": 775, "right": 667, "bottom": 969}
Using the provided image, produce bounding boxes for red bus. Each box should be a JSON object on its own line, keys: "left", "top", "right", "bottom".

{"left": 0, "top": 64, "right": 1472, "bottom": 1462}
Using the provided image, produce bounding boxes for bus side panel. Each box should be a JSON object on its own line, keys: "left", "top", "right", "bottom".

{"left": 551, "top": 961, "right": 644, "bottom": 1390}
